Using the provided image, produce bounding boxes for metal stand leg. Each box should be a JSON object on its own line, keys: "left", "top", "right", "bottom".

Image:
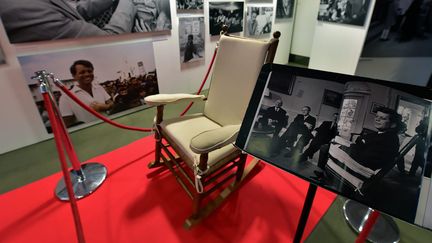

{"left": 55, "top": 163, "right": 108, "bottom": 201}
{"left": 293, "top": 183, "right": 318, "bottom": 243}
{"left": 343, "top": 200, "right": 400, "bottom": 243}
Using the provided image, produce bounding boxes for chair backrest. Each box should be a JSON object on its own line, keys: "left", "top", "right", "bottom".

{"left": 204, "top": 34, "right": 278, "bottom": 126}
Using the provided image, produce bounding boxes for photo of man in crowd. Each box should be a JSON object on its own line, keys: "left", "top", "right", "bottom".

{"left": 19, "top": 41, "right": 159, "bottom": 131}
{"left": 242, "top": 71, "right": 432, "bottom": 223}
{"left": 0, "top": 0, "right": 172, "bottom": 43}
{"left": 209, "top": 1, "right": 244, "bottom": 36}
{"left": 276, "top": 0, "right": 295, "bottom": 19}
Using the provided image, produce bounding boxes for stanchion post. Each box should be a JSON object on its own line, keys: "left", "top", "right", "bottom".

{"left": 40, "top": 80, "right": 86, "bottom": 243}
{"left": 355, "top": 210, "right": 381, "bottom": 243}
{"left": 293, "top": 183, "right": 318, "bottom": 243}
{"left": 33, "top": 70, "right": 108, "bottom": 201}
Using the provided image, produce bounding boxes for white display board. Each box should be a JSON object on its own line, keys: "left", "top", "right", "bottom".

{"left": 0, "top": 0, "right": 294, "bottom": 154}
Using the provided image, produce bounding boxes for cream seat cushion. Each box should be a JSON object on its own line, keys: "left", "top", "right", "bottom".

{"left": 161, "top": 113, "right": 238, "bottom": 171}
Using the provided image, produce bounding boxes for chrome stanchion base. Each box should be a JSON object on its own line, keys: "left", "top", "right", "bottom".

{"left": 55, "top": 163, "right": 107, "bottom": 201}
{"left": 343, "top": 199, "right": 400, "bottom": 243}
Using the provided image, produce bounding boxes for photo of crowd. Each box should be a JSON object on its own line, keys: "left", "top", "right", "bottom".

{"left": 239, "top": 65, "right": 432, "bottom": 224}
{"left": 179, "top": 17, "right": 205, "bottom": 68}
{"left": 246, "top": 6, "right": 274, "bottom": 37}
{"left": 209, "top": 2, "right": 244, "bottom": 36}
{"left": 0, "top": 0, "right": 172, "bottom": 43}
{"left": 19, "top": 41, "right": 159, "bottom": 132}
{"left": 317, "top": 0, "right": 371, "bottom": 26}
{"left": 176, "top": 0, "right": 204, "bottom": 13}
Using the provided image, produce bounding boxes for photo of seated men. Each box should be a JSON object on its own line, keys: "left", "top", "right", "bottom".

{"left": 245, "top": 75, "right": 431, "bottom": 223}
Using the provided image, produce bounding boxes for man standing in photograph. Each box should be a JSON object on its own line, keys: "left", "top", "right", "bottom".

{"left": 59, "top": 60, "right": 113, "bottom": 127}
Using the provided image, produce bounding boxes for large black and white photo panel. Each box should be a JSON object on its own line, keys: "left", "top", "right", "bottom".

{"left": 317, "top": 0, "right": 372, "bottom": 26}
{"left": 236, "top": 64, "right": 432, "bottom": 228}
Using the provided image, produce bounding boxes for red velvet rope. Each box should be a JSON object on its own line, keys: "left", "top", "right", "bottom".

{"left": 42, "top": 92, "right": 86, "bottom": 243}
{"left": 55, "top": 47, "right": 218, "bottom": 132}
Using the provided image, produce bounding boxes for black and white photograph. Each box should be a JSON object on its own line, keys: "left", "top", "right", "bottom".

{"left": 238, "top": 65, "right": 432, "bottom": 225}
{"left": 276, "top": 0, "right": 295, "bottom": 19}
{"left": 176, "top": 0, "right": 204, "bottom": 14}
{"left": 356, "top": 0, "right": 432, "bottom": 85}
{"left": 179, "top": 17, "right": 205, "bottom": 68}
{"left": 246, "top": 6, "right": 274, "bottom": 37}
{"left": 209, "top": 1, "right": 244, "bottom": 36}
{"left": 0, "top": 0, "right": 172, "bottom": 44}
{"left": 317, "top": 0, "right": 371, "bottom": 26}
{"left": 18, "top": 41, "right": 159, "bottom": 132}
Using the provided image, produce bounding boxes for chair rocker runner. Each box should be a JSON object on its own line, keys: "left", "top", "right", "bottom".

{"left": 145, "top": 31, "right": 280, "bottom": 227}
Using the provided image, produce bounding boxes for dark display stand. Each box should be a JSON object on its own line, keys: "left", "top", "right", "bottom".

{"left": 294, "top": 183, "right": 318, "bottom": 243}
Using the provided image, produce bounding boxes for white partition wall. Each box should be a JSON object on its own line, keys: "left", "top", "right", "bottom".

{"left": 0, "top": 0, "right": 294, "bottom": 154}
{"left": 308, "top": 0, "right": 376, "bottom": 75}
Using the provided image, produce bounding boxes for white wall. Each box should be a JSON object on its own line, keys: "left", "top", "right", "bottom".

{"left": 308, "top": 0, "right": 376, "bottom": 75}
{"left": 0, "top": 0, "right": 294, "bottom": 154}
{"left": 290, "top": 0, "right": 320, "bottom": 57}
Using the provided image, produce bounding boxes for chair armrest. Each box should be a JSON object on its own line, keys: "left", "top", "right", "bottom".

{"left": 190, "top": 125, "right": 241, "bottom": 154}
{"left": 144, "top": 93, "right": 205, "bottom": 106}
{"left": 333, "top": 136, "right": 352, "bottom": 147}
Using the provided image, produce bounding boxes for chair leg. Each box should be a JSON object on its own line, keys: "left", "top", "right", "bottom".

{"left": 191, "top": 193, "right": 203, "bottom": 219}
{"left": 235, "top": 154, "right": 247, "bottom": 182}
{"left": 148, "top": 133, "right": 164, "bottom": 169}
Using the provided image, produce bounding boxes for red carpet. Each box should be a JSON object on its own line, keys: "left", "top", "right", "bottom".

{"left": 0, "top": 136, "right": 336, "bottom": 243}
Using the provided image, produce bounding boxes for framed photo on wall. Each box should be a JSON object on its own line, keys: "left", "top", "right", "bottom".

{"left": 276, "top": 0, "right": 295, "bottom": 19}
{"left": 0, "top": 0, "right": 172, "bottom": 44}
{"left": 245, "top": 6, "right": 274, "bottom": 38}
{"left": 18, "top": 41, "right": 159, "bottom": 133}
{"left": 178, "top": 16, "right": 205, "bottom": 69}
{"left": 322, "top": 89, "right": 343, "bottom": 108}
{"left": 176, "top": 0, "right": 204, "bottom": 14}
{"left": 317, "top": 0, "right": 371, "bottom": 26}
{"left": 209, "top": 1, "right": 244, "bottom": 36}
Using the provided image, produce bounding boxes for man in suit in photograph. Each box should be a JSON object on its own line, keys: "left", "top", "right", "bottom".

{"left": 280, "top": 106, "right": 316, "bottom": 154}
{"left": 0, "top": 0, "right": 137, "bottom": 43}
{"left": 257, "top": 99, "right": 288, "bottom": 137}
{"left": 300, "top": 112, "right": 339, "bottom": 163}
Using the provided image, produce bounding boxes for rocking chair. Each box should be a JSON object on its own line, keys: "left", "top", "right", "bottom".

{"left": 144, "top": 31, "right": 280, "bottom": 227}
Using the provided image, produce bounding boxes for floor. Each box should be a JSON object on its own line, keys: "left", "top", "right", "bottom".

{"left": 1, "top": 93, "right": 431, "bottom": 242}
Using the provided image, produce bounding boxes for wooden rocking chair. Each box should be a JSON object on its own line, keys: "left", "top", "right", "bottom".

{"left": 144, "top": 31, "right": 280, "bottom": 227}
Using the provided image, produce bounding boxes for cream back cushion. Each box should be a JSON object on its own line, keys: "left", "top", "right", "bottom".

{"left": 204, "top": 35, "right": 270, "bottom": 126}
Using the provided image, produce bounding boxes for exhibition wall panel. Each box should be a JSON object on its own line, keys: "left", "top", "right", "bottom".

{"left": 0, "top": 0, "right": 294, "bottom": 154}
{"left": 308, "top": 0, "right": 376, "bottom": 75}
{"left": 290, "top": 0, "right": 319, "bottom": 57}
